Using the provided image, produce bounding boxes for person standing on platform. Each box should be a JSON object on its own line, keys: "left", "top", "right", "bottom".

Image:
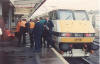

{"left": 0, "top": 28, "right": 2, "bottom": 41}
{"left": 39, "top": 17, "right": 46, "bottom": 48}
{"left": 29, "top": 19, "right": 35, "bottom": 48}
{"left": 25, "top": 20, "right": 30, "bottom": 33}
{"left": 34, "top": 19, "right": 43, "bottom": 52}
{"left": 42, "top": 26, "right": 47, "bottom": 47}
{"left": 44, "top": 17, "right": 60, "bottom": 51}
{"left": 18, "top": 19, "right": 27, "bottom": 47}
{"left": 0, "top": 16, "right": 6, "bottom": 41}
{"left": 16, "top": 19, "right": 21, "bottom": 39}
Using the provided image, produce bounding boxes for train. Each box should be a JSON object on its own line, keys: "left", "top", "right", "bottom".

{"left": 32, "top": 9, "right": 97, "bottom": 57}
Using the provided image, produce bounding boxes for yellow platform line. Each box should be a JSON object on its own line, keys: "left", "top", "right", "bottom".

{"left": 51, "top": 48, "right": 69, "bottom": 64}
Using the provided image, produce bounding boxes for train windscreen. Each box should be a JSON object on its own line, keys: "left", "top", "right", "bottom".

{"left": 58, "top": 10, "right": 74, "bottom": 20}
{"left": 74, "top": 11, "right": 89, "bottom": 21}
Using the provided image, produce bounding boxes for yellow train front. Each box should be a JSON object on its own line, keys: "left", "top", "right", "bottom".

{"left": 48, "top": 9, "right": 96, "bottom": 57}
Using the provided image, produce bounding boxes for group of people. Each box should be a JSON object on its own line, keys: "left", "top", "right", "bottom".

{"left": 16, "top": 17, "right": 58, "bottom": 52}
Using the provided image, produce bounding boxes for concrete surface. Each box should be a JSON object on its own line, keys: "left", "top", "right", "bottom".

{"left": 0, "top": 41, "right": 65, "bottom": 64}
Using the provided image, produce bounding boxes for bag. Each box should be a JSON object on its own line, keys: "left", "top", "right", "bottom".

{"left": 0, "top": 28, "right": 2, "bottom": 35}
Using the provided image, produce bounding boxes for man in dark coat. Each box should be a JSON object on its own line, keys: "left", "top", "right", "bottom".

{"left": 39, "top": 17, "right": 46, "bottom": 48}
{"left": 34, "top": 20, "right": 43, "bottom": 52}
{"left": 43, "top": 17, "right": 54, "bottom": 47}
{"left": 44, "top": 17, "right": 59, "bottom": 49}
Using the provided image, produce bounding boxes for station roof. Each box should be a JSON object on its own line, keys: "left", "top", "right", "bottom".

{"left": 30, "top": 0, "right": 100, "bottom": 18}
{"left": 14, "top": 0, "right": 45, "bottom": 17}
{"left": 0, "top": 0, "right": 10, "bottom": 2}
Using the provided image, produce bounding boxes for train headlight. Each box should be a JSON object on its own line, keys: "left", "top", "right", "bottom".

{"left": 85, "top": 33, "right": 95, "bottom": 37}
{"left": 61, "top": 33, "right": 71, "bottom": 37}
{"left": 61, "top": 33, "right": 66, "bottom": 37}
{"left": 60, "top": 33, "right": 95, "bottom": 37}
{"left": 66, "top": 33, "right": 71, "bottom": 37}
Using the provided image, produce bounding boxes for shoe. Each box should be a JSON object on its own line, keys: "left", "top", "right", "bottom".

{"left": 17, "top": 45, "right": 20, "bottom": 47}
{"left": 35, "top": 49, "right": 41, "bottom": 53}
{"left": 44, "top": 45, "right": 46, "bottom": 48}
{"left": 30, "top": 45, "right": 34, "bottom": 48}
{"left": 22, "top": 43, "right": 26, "bottom": 47}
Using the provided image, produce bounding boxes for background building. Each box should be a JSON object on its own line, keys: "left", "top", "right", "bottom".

{"left": 0, "top": 0, "right": 15, "bottom": 30}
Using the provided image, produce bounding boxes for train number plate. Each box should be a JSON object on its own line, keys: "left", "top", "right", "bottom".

{"left": 74, "top": 38, "right": 82, "bottom": 41}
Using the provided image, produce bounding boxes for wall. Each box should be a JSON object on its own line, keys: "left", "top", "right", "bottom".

{"left": 0, "top": 3, "right": 2, "bottom": 16}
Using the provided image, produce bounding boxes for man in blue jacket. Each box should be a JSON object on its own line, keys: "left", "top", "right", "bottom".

{"left": 44, "top": 17, "right": 57, "bottom": 48}
{"left": 34, "top": 19, "right": 43, "bottom": 52}
{"left": 44, "top": 17, "right": 61, "bottom": 53}
{"left": 39, "top": 17, "right": 46, "bottom": 48}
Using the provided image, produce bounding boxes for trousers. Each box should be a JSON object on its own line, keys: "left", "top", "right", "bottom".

{"left": 34, "top": 34, "right": 41, "bottom": 51}
{"left": 29, "top": 29, "right": 34, "bottom": 47}
{"left": 18, "top": 27, "right": 26, "bottom": 46}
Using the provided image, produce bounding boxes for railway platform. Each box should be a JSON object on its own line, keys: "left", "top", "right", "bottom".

{"left": 0, "top": 41, "right": 68, "bottom": 64}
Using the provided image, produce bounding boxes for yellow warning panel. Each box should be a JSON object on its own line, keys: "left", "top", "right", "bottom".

{"left": 60, "top": 37, "right": 94, "bottom": 43}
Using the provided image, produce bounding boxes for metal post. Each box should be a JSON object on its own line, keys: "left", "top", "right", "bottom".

{"left": 8, "top": 7, "right": 13, "bottom": 30}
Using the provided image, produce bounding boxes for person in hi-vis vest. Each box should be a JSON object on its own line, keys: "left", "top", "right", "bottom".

{"left": 18, "top": 19, "right": 27, "bottom": 46}
{"left": 29, "top": 19, "right": 35, "bottom": 48}
{"left": 16, "top": 19, "right": 21, "bottom": 39}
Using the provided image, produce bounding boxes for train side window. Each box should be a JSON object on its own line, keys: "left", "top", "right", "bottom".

{"left": 49, "top": 12, "right": 53, "bottom": 20}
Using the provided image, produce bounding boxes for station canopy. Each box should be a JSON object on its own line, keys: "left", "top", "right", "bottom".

{"left": 30, "top": 0, "right": 100, "bottom": 18}
{"left": 13, "top": 0, "right": 45, "bottom": 17}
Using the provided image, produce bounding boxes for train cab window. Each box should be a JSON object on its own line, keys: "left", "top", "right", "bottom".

{"left": 52, "top": 11, "right": 57, "bottom": 20}
{"left": 49, "top": 12, "right": 53, "bottom": 20}
{"left": 74, "top": 11, "right": 89, "bottom": 21}
{"left": 58, "top": 10, "right": 74, "bottom": 20}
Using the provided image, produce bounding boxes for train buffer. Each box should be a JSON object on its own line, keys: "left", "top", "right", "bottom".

{"left": 0, "top": 41, "right": 69, "bottom": 64}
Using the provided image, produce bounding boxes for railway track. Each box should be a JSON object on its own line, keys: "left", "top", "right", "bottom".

{"left": 94, "top": 37, "right": 99, "bottom": 43}
{"left": 65, "top": 57, "right": 90, "bottom": 64}
{"left": 93, "top": 38, "right": 100, "bottom": 47}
